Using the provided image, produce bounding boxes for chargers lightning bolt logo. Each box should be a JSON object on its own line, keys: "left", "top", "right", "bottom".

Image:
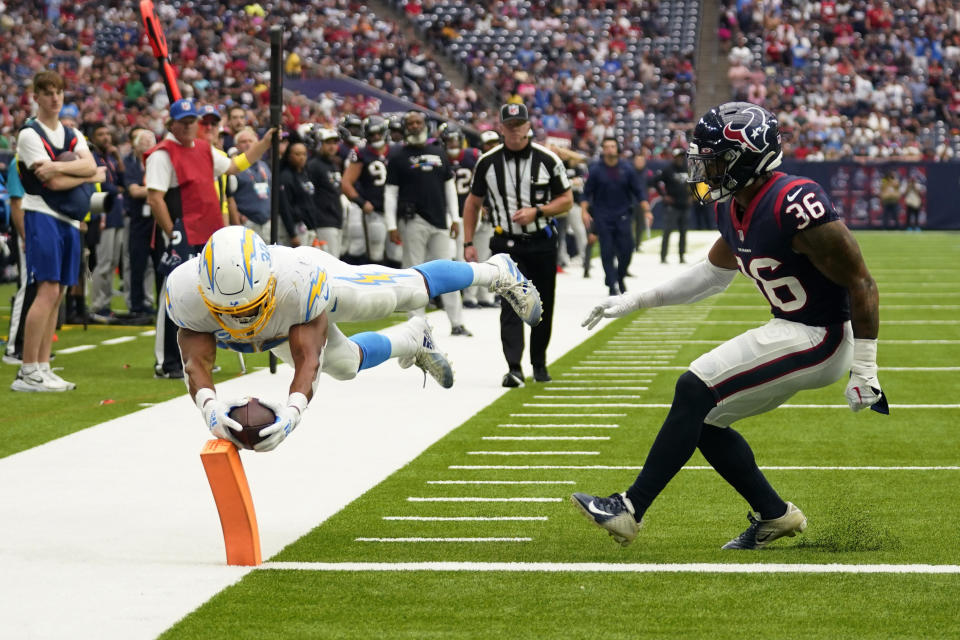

{"left": 305, "top": 267, "right": 329, "bottom": 320}
{"left": 336, "top": 272, "right": 416, "bottom": 285}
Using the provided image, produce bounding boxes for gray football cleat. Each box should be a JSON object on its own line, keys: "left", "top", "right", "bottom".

{"left": 398, "top": 317, "right": 454, "bottom": 389}
{"left": 486, "top": 254, "right": 542, "bottom": 326}
{"left": 570, "top": 491, "right": 640, "bottom": 547}
{"left": 722, "top": 502, "right": 807, "bottom": 550}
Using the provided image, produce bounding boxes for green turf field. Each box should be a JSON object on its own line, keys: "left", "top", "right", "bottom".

{"left": 5, "top": 232, "right": 960, "bottom": 638}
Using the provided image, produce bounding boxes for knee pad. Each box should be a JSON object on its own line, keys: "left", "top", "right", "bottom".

{"left": 320, "top": 323, "right": 360, "bottom": 380}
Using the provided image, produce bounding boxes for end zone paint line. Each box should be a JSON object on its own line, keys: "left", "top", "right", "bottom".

{"left": 383, "top": 516, "right": 549, "bottom": 521}
{"left": 355, "top": 538, "right": 532, "bottom": 543}
{"left": 256, "top": 561, "right": 960, "bottom": 574}
{"left": 448, "top": 465, "right": 960, "bottom": 471}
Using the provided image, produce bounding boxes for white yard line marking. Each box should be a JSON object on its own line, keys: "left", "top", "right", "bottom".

{"left": 498, "top": 423, "right": 619, "bottom": 428}
{"left": 448, "top": 465, "right": 960, "bottom": 471}
{"left": 533, "top": 395, "right": 647, "bottom": 399}
{"left": 257, "top": 561, "right": 960, "bottom": 574}
{"left": 383, "top": 516, "right": 549, "bottom": 521}
{"left": 482, "top": 436, "right": 610, "bottom": 441}
{"left": 55, "top": 345, "right": 96, "bottom": 354}
{"left": 511, "top": 413, "right": 626, "bottom": 417}
{"left": 425, "top": 480, "right": 575, "bottom": 485}
{"left": 355, "top": 537, "right": 531, "bottom": 543}
{"left": 138, "top": 329, "right": 156, "bottom": 336}
{"left": 466, "top": 450, "right": 600, "bottom": 456}
{"left": 100, "top": 336, "right": 137, "bottom": 345}
{"left": 542, "top": 387, "right": 650, "bottom": 391}
{"left": 407, "top": 497, "right": 563, "bottom": 502}
{"left": 523, "top": 403, "right": 960, "bottom": 409}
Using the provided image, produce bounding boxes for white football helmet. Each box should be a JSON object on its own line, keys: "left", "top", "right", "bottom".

{"left": 198, "top": 226, "right": 277, "bottom": 340}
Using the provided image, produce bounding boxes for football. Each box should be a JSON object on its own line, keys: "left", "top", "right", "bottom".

{"left": 55, "top": 150, "right": 78, "bottom": 162}
{"left": 227, "top": 397, "right": 277, "bottom": 450}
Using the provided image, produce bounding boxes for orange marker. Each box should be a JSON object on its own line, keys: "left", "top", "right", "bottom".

{"left": 199, "top": 439, "right": 262, "bottom": 566}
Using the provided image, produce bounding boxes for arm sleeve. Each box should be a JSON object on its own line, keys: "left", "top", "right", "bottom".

{"left": 632, "top": 259, "right": 737, "bottom": 308}
{"left": 384, "top": 184, "right": 399, "bottom": 231}
{"left": 445, "top": 178, "right": 459, "bottom": 224}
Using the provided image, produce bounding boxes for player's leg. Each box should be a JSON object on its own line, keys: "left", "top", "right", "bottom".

{"left": 314, "top": 318, "right": 453, "bottom": 389}
{"left": 614, "top": 215, "right": 634, "bottom": 293}
{"left": 677, "top": 205, "right": 689, "bottom": 262}
{"left": 425, "top": 226, "right": 468, "bottom": 334}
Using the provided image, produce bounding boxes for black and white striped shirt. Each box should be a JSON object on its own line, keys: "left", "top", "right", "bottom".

{"left": 469, "top": 142, "right": 571, "bottom": 235}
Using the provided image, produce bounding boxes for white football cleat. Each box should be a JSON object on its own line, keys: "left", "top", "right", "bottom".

{"left": 486, "top": 254, "right": 542, "bottom": 326}
{"left": 722, "top": 502, "right": 807, "bottom": 550}
{"left": 397, "top": 317, "right": 454, "bottom": 389}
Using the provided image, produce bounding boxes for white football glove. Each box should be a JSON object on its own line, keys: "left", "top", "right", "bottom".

{"left": 844, "top": 338, "right": 889, "bottom": 414}
{"left": 196, "top": 388, "right": 245, "bottom": 447}
{"left": 255, "top": 393, "right": 309, "bottom": 452}
{"left": 582, "top": 293, "right": 644, "bottom": 330}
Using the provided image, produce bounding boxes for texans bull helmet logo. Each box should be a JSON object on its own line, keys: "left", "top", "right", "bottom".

{"left": 721, "top": 105, "right": 774, "bottom": 154}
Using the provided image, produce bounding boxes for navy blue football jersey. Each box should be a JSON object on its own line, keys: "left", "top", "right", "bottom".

{"left": 450, "top": 147, "right": 480, "bottom": 211}
{"left": 716, "top": 171, "right": 850, "bottom": 326}
{"left": 348, "top": 145, "right": 389, "bottom": 212}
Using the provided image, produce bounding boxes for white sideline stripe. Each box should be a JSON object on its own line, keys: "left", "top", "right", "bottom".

{"left": 256, "top": 561, "right": 960, "bottom": 574}
{"left": 603, "top": 339, "right": 960, "bottom": 346}
{"left": 627, "top": 320, "right": 960, "bottom": 326}
{"left": 383, "top": 516, "right": 550, "bottom": 521}
{"left": 448, "top": 465, "right": 960, "bottom": 471}
{"left": 426, "top": 481, "right": 575, "bottom": 485}
{"left": 523, "top": 403, "right": 960, "bottom": 409}
{"left": 713, "top": 305, "right": 960, "bottom": 311}
{"left": 498, "top": 424, "right": 619, "bottom": 429}
{"left": 138, "top": 329, "right": 156, "bottom": 336}
{"left": 466, "top": 451, "right": 600, "bottom": 456}
{"left": 55, "top": 345, "right": 96, "bottom": 354}
{"left": 511, "top": 413, "right": 626, "bottom": 417}
{"left": 533, "top": 395, "right": 646, "bottom": 399}
{"left": 542, "top": 387, "right": 650, "bottom": 391}
{"left": 100, "top": 336, "right": 137, "bottom": 345}
{"left": 355, "top": 537, "right": 531, "bottom": 543}
{"left": 407, "top": 497, "right": 563, "bottom": 502}
{"left": 482, "top": 436, "right": 610, "bottom": 441}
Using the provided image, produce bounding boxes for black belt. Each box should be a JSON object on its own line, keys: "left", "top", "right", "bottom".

{"left": 493, "top": 226, "right": 553, "bottom": 242}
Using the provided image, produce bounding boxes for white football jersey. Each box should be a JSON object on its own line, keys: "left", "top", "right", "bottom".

{"left": 164, "top": 245, "right": 428, "bottom": 353}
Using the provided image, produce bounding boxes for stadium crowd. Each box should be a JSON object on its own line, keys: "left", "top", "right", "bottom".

{"left": 720, "top": 0, "right": 960, "bottom": 161}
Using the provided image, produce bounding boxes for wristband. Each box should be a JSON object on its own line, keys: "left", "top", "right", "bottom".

{"left": 287, "top": 392, "right": 309, "bottom": 415}
{"left": 464, "top": 241, "right": 474, "bottom": 248}
{"left": 851, "top": 338, "right": 878, "bottom": 375}
{"left": 234, "top": 153, "right": 251, "bottom": 172}
{"left": 195, "top": 388, "right": 216, "bottom": 410}
{"left": 352, "top": 196, "right": 367, "bottom": 208}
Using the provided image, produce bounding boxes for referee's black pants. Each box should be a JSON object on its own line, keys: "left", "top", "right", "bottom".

{"left": 490, "top": 233, "right": 557, "bottom": 373}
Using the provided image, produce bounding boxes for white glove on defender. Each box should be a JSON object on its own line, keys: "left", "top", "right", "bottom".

{"left": 196, "top": 388, "right": 245, "bottom": 447}
{"left": 582, "top": 293, "right": 644, "bottom": 329}
{"left": 256, "top": 393, "right": 309, "bottom": 452}
{"left": 844, "top": 339, "right": 888, "bottom": 414}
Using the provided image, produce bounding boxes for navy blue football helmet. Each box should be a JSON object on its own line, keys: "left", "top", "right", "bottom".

{"left": 362, "top": 115, "right": 388, "bottom": 150}
{"left": 686, "top": 102, "right": 783, "bottom": 205}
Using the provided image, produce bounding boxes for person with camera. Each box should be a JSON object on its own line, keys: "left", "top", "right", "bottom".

{"left": 384, "top": 110, "right": 468, "bottom": 335}
{"left": 12, "top": 71, "right": 102, "bottom": 392}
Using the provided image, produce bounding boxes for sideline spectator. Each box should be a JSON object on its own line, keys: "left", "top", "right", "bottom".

{"left": 232, "top": 127, "right": 272, "bottom": 241}
{"left": 13, "top": 71, "right": 100, "bottom": 392}
{"left": 122, "top": 127, "right": 157, "bottom": 318}
{"left": 89, "top": 122, "right": 126, "bottom": 322}
{"left": 879, "top": 170, "right": 901, "bottom": 230}
{"left": 306, "top": 128, "right": 346, "bottom": 256}
{"left": 656, "top": 148, "right": 692, "bottom": 264}
{"left": 278, "top": 140, "right": 320, "bottom": 248}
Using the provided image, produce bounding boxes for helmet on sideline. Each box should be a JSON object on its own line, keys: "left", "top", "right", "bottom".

{"left": 438, "top": 122, "right": 463, "bottom": 159}
{"left": 363, "top": 115, "right": 388, "bottom": 150}
{"left": 198, "top": 226, "right": 277, "bottom": 340}
{"left": 686, "top": 101, "right": 782, "bottom": 205}
{"left": 338, "top": 114, "right": 363, "bottom": 146}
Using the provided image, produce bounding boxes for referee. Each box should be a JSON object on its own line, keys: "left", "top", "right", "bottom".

{"left": 463, "top": 103, "right": 573, "bottom": 386}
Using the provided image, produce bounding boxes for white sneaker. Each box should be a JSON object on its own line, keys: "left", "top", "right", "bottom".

{"left": 11, "top": 368, "right": 69, "bottom": 392}
{"left": 397, "top": 317, "right": 454, "bottom": 388}
{"left": 486, "top": 254, "right": 542, "bottom": 326}
{"left": 41, "top": 368, "right": 76, "bottom": 391}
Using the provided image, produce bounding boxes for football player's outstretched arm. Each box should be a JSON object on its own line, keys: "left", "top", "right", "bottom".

{"left": 582, "top": 236, "right": 738, "bottom": 329}
{"left": 793, "top": 220, "right": 886, "bottom": 413}
{"left": 179, "top": 327, "right": 245, "bottom": 447}
{"left": 255, "top": 312, "right": 329, "bottom": 452}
